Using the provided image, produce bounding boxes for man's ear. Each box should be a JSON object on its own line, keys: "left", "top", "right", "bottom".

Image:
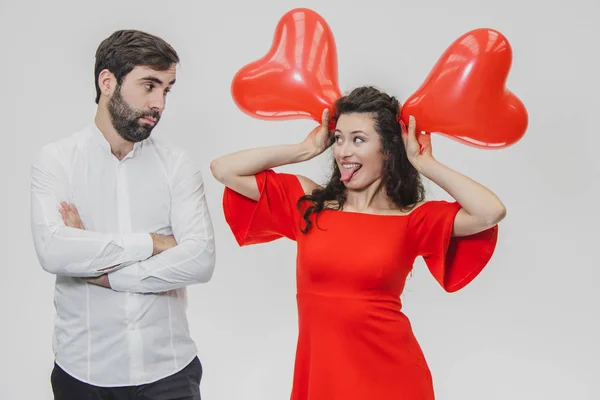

{"left": 98, "top": 69, "right": 117, "bottom": 98}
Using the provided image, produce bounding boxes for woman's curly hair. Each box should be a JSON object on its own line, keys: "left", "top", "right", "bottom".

{"left": 297, "top": 86, "right": 425, "bottom": 233}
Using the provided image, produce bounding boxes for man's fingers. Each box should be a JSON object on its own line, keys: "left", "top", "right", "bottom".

{"left": 60, "top": 203, "right": 72, "bottom": 214}
{"left": 58, "top": 202, "right": 81, "bottom": 228}
{"left": 58, "top": 207, "right": 69, "bottom": 223}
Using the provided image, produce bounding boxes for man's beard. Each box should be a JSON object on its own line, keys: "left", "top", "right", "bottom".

{"left": 108, "top": 86, "right": 161, "bottom": 143}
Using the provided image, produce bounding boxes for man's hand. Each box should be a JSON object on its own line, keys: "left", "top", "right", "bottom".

{"left": 58, "top": 200, "right": 175, "bottom": 286}
{"left": 150, "top": 233, "right": 177, "bottom": 255}
{"left": 59, "top": 202, "right": 176, "bottom": 255}
{"left": 84, "top": 274, "right": 111, "bottom": 288}
{"left": 59, "top": 202, "right": 84, "bottom": 229}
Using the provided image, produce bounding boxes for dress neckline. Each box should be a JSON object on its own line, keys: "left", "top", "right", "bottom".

{"left": 321, "top": 201, "right": 433, "bottom": 218}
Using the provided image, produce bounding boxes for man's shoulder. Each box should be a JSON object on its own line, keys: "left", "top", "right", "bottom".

{"left": 34, "top": 128, "right": 89, "bottom": 162}
{"left": 146, "top": 136, "right": 202, "bottom": 178}
{"left": 146, "top": 136, "right": 188, "bottom": 157}
{"left": 146, "top": 136, "right": 194, "bottom": 166}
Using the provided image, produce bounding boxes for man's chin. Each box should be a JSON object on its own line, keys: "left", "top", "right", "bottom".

{"left": 119, "top": 129, "right": 152, "bottom": 143}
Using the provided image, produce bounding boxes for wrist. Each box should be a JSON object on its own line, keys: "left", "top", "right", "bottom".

{"left": 296, "top": 141, "right": 320, "bottom": 162}
{"left": 413, "top": 155, "right": 438, "bottom": 176}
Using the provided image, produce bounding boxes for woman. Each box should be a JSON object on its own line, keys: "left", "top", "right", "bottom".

{"left": 210, "top": 86, "right": 505, "bottom": 399}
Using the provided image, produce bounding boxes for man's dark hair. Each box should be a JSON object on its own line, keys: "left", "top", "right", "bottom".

{"left": 94, "top": 29, "right": 179, "bottom": 103}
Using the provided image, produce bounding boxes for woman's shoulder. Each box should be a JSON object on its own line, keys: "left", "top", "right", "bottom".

{"left": 295, "top": 174, "right": 323, "bottom": 195}
{"left": 405, "top": 199, "right": 461, "bottom": 221}
{"left": 259, "top": 171, "right": 321, "bottom": 202}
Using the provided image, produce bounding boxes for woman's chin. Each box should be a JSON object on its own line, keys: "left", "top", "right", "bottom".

{"left": 342, "top": 179, "right": 363, "bottom": 190}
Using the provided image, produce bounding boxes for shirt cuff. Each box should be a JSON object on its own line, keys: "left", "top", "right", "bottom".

{"left": 121, "top": 233, "right": 153, "bottom": 262}
{"left": 108, "top": 263, "right": 143, "bottom": 293}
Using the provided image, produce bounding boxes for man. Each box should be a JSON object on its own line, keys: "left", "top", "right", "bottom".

{"left": 30, "top": 29, "right": 215, "bottom": 399}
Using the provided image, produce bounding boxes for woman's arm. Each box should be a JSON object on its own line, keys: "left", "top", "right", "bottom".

{"left": 210, "top": 109, "right": 332, "bottom": 200}
{"left": 403, "top": 115, "right": 507, "bottom": 237}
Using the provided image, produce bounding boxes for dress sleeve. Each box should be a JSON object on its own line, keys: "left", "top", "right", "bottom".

{"left": 222, "top": 170, "right": 305, "bottom": 246}
{"left": 411, "top": 201, "right": 498, "bottom": 292}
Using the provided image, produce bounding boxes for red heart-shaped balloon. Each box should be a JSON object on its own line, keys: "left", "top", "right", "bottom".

{"left": 231, "top": 8, "right": 342, "bottom": 123}
{"left": 400, "top": 28, "right": 528, "bottom": 149}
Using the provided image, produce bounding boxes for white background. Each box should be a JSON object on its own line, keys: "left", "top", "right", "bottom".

{"left": 1, "top": 0, "right": 598, "bottom": 399}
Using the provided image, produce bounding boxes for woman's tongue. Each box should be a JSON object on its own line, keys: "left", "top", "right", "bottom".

{"left": 340, "top": 163, "right": 362, "bottom": 182}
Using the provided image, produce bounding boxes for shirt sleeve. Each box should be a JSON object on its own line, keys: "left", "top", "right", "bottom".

{"left": 108, "top": 151, "right": 216, "bottom": 293}
{"left": 30, "top": 145, "right": 153, "bottom": 277}
{"left": 411, "top": 200, "right": 498, "bottom": 292}
{"left": 222, "top": 169, "right": 305, "bottom": 246}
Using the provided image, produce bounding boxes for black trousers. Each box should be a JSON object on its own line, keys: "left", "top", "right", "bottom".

{"left": 51, "top": 357, "right": 202, "bottom": 400}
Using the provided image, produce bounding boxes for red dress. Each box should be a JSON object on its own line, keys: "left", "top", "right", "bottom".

{"left": 223, "top": 170, "right": 498, "bottom": 400}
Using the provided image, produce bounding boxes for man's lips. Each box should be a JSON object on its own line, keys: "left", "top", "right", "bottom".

{"left": 140, "top": 116, "right": 157, "bottom": 125}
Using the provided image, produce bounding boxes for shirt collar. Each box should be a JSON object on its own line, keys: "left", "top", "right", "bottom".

{"left": 88, "top": 121, "right": 144, "bottom": 158}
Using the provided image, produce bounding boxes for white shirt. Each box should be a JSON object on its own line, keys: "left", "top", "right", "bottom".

{"left": 30, "top": 122, "right": 216, "bottom": 386}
